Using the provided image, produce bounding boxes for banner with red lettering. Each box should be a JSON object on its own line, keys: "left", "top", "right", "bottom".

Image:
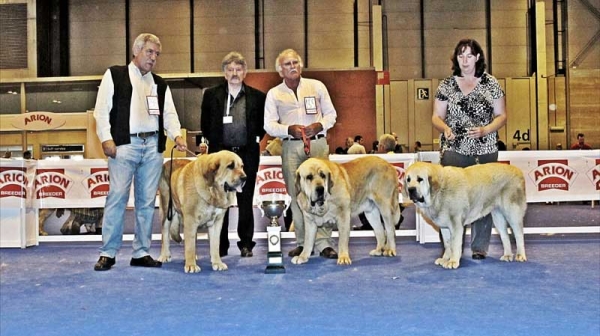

{"left": 501, "top": 150, "right": 600, "bottom": 202}
{"left": 0, "top": 159, "right": 36, "bottom": 208}
{"left": 34, "top": 159, "right": 109, "bottom": 208}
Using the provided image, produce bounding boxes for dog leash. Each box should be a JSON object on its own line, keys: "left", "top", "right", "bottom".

{"left": 301, "top": 127, "right": 310, "bottom": 157}
{"left": 166, "top": 146, "right": 176, "bottom": 221}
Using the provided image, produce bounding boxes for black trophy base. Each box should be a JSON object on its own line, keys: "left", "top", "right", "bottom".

{"left": 265, "top": 251, "right": 285, "bottom": 274}
{"left": 265, "top": 265, "right": 286, "bottom": 274}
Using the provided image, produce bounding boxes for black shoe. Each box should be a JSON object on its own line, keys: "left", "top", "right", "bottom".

{"left": 130, "top": 255, "right": 162, "bottom": 268}
{"left": 288, "top": 246, "right": 304, "bottom": 257}
{"left": 94, "top": 256, "right": 115, "bottom": 271}
{"left": 320, "top": 247, "right": 338, "bottom": 259}
{"left": 472, "top": 252, "right": 486, "bottom": 260}
{"left": 240, "top": 247, "right": 253, "bottom": 257}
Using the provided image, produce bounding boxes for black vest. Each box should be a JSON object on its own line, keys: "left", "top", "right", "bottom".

{"left": 108, "top": 65, "right": 168, "bottom": 153}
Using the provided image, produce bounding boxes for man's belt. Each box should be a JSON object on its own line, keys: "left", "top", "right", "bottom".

{"left": 284, "top": 134, "right": 326, "bottom": 141}
{"left": 130, "top": 131, "right": 159, "bottom": 139}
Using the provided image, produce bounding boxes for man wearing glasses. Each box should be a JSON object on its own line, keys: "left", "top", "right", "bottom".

{"left": 264, "top": 49, "right": 338, "bottom": 260}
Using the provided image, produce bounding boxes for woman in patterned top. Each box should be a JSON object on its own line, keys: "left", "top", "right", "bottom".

{"left": 431, "top": 38, "right": 507, "bottom": 260}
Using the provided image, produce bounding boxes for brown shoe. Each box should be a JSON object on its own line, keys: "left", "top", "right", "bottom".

{"left": 472, "top": 252, "right": 486, "bottom": 260}
{"left": 94, "top": 256, "right": 115, "bottom": 271}
{"left": 319, "top": 247, "right": 338, "bottom": 259}
{"left": 241, "top": 247, "right": 253, "bottom": 257}
{"left": 288, "top": 246, "right": 304, "bottom": 257}
{"left": 130, "top": 255, "right": 162, "bottom": 267}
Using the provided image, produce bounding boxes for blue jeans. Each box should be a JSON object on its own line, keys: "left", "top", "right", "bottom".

{"left": 99, "top": 135, "right": 163, "bottom": 259}
{"left": 281, "top": 138, "right": 335, "bottom": 253}
{"left": 440, "top": 150, "right": 498, "bottom": 254}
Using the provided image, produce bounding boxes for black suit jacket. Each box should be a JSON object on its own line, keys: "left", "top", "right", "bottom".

{"left": 200, "top": 82, "right": 266, "bottom": 157}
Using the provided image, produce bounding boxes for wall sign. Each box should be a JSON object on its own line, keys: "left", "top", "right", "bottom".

{"left": 417, "top": 88, "right": 429, "bottom": 100}
{"left": 41, "top": 144, "right": 85, "bottom": 153}
{"left": 10, "top": 112, "right": 67, "bottom": 131}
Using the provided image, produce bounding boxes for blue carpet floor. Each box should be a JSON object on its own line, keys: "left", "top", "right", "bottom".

{"left": 1, "top": 234, "right": 599, "bottom": 336}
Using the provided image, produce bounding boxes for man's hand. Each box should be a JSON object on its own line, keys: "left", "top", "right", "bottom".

{"left": 288, "top": 125, "right": 304, "bottom": 139}
{"left": 303, "top": 123, "right": 323, "bottom": 138}
{"left": 102, "top": 140, "right": 117, "bottom": 158}
{"left": 174, "top": 136, "right": 187, "bottom": 152}
{"left": 288, "top": 123, "right": 323, "bottom": 139}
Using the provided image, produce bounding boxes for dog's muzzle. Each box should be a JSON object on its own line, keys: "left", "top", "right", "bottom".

{"left": 310, "top": 185, "right": 325, "bottom": 207}
{"left": 407, "top": 187, "right": 425, "bottom": 203}
{"left": 224, "top": 176, "right": 247, "bottom": 192}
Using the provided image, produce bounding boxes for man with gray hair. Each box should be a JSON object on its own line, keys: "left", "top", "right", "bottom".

{"left": 379, "top": 134, "right": 396, "bottom": 153}
{"left": 93, "top": 33, "right": 187, "bottom": 271}
{"left": 201, "top": 51, "right": 266, "bottom": 257}
{"left": 264, "top": 48, "right": 338, "bottom": 259}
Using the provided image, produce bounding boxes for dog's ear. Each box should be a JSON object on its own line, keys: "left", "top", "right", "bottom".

{"left": 428, "top": 166, "right": 440, "bottom": 194}
{"left": 327, "top": 172, "right": 334, "bottom": 193}
{"left": 294, "top": 171, "right": 303, "bottom": 196}
{"left": 203, "top": 155, "right": 219, "bottom": 186}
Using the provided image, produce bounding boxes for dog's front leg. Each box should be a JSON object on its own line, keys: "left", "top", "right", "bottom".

{"left": 292, "top": 216, "right": 316, "bottom": 265}
{"left": 208, "top": 215, "right": 228, "bottom": 271}
{"left": 443, "top": 225, "right": 463, "bottom": 269}
{"left": 183, "top": 220, "right": 201, "bottom": 273}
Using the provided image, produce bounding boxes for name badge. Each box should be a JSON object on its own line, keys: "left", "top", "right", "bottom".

{"left": 223, "top": 116, "right": 233, "bottom": 124}
{"left": 146, "top": 96, "right": 160, "bottom": 115}
{"left": 304, "top": 96, "right": 317, "bottom": 115}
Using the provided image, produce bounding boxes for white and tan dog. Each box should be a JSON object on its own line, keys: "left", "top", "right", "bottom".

{"left": 405, "top": 162, "right": 527, "bottom": 269}
{"left": 157, "top": 150, "right": 246, "bottom": 273}
{"left": 294, "top": 156, "right": 401, "bottom": 265}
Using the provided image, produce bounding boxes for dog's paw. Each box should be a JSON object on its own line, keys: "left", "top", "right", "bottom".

{"left": 369, "top": 248, "right": 383, "bottom": 256}
{"left": 442, "top": 259, "right": 460, "bottom": 269}
{"left": 39, "top": 230, "right": 48, "bottom": 236}
{"left": 337, "top": 254, "right": 352, "bottom": 265}
{"left": 184, "top": 264, "right": 201, "bottom": 273}
{"left": 434, "top": 258, "right": 446, "bottom": 266}
{"left": 157, "top": 254, "right": 171, "bottom": 263}
{"left": 515, "top": 254, "right": 527, "bottom": 262}
{"left": 291, "top": 255, "right": 309, "bottom": 265}
{"left": 500, "top": 254, "right": 514, "bottom": 262}
{"left": 212, "top": 262, "right": 228, "bottom": 271}
{"left": 383, "top": 248, "right": 397, "bottom": 257}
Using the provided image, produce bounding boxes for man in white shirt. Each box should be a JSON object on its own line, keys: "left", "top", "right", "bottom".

{"left": 347, "top": 135, "right": 366, "bottom": 154}
{"left": 264, "top": 49, "right": 338, "bottom": 259}
{"left": 93, "top": 33, "right": 187, "bottom": 271}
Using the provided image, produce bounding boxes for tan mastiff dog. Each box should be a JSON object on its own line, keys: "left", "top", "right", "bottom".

{"left": 405, "top": 162, "right": 527, "bottom": 269}
{"left": 157, "top": 150, "right": 246, "bottom": 273}
{"left": 294, "top": 156, "right": 401, "bottom": 265}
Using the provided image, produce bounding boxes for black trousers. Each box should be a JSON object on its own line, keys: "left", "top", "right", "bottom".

{"left": 220, "top": 147, "right": 259, "bottom": 252}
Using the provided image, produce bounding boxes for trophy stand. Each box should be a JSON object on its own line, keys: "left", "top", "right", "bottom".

{"left": 260, "top": 199, "right": 289, "bottom": 274}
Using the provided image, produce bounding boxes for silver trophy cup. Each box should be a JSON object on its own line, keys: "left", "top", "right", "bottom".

{"left": 261, "top": 200, "right": 287, "bottom": 227}
{"left": 259, "top": 197, "right": 290, "bottom": 274}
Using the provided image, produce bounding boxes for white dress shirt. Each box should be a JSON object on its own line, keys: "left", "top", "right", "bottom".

{"left": 93, "top": 62, "right": 182, "bottom": 143}
{"left": 347, "top": 143, "right": 366, "bottom": 154}
{"left": 264, "top": 77, "right": 337, "bottom": 138}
